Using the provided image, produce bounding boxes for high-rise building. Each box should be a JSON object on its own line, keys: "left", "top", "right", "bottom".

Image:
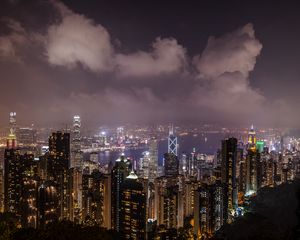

{"left": 37, "top": 181, "right": 59, "bottom": 228}
{"left": 17, "top": 127, "right": 37, "bottom": 147}
{"left": 154, "top": 176, "right": 184, "bottom": 229}
{"left": 71, "top": 115, "right": 82, "bottom": 169}
{"left": 82, "top": 169, "right": 105, "bottom": 226}
{"left": 193, "top": 181, "right": 223, "bottom": 238}
{"left": 68, "top": 167, "right": 82, "bottom": 223}
{"left": 148, "top": 139, "right": 158, "bottom": 183}
{"left": 164, "top": 153, "right": 179, "bottom": 177}
{"left": 20, "top": 153, "right": 39, "bottom": 228}
{"left": 111, "top": 156, "right": 130, "bottom": 231}
{"left": 0, "top": 167, "right": 3, "bottom": 213}
{"left": 4, "top": 129, "right": 20, "bottom": 214}
{"left": 245, "top": 126, "right": 259, "bottom": 196}
{"left": 9, "top": 112, "right": 17, "bottom": 135}
{"left": 120, "top": 171, "right": 147, "bottom": 240}
{"left": 247, "top": 125, "right": 257, "bottom": 150}
{"left": 221, "top": 138, "right": 237, "bottom": 223}
{"left": 4, "top": 128, "right": 39, "bottom": 228}
{"left": 139, "top": 151, "right": 150, "bottom": 179}
{"left": 48, "top": 131, "right": 70, "bottom": 219}
{"left": 168, "top": 125, "right": 178, "bottom": 156}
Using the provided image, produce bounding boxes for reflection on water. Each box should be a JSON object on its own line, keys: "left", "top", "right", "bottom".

{"left": 83, "top": 132, "right": 228, "bottom": 166}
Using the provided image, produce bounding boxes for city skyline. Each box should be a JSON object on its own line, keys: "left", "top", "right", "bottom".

{"left": 0, "top": 1, "right": 300, "bottom": 127}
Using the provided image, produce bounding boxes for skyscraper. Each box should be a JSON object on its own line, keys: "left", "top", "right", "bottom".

{"left": 168, "top": 125, "right": 178, "bottom": 156}
{"left": 68, "top": 167, "right": 82, "bottom": 223}
{"left": 82, "top": 169, "right": 106, "bottom": 226}
{"left": 20, "top": 153, "right": 39, "bottom": 228}
{"left": 120, "top": 171, "right": 147, "bottom": 240}
{"left": 111, "top": 155, "right": 130, "bottom": 231}
{"left": 154, "top": 176, "right": 184, "bottom": 229}
{"left": 37, "top": 181, "right": 59, "bottom": 228}
{"left": 4, "top": 129, "right": 39, "bottom": 228}
{"left": 9, "top": 112, "right": 17, "bottom": 135}
{"left": 194, "top": 181, "right": 223, "bottom": 238}
{"left": 4, "top": 129, "right": 20, "bottom": 214}
{"left": 48, "top": 131, "right": 70, "bottom": 219}
{"left": 71, "top": 115, "right": 82, "bottom": 169}
{"left": 164, "top": 153, "right": 179, "bottom": 177}
{"left": 148, "top": 139, "right": 158, "bottom": 183}
{"left": 246, "top": 126, "right": 259, "bottom": 196}
{"left": 221, "top": 137, "right": 237, "bottom": 223}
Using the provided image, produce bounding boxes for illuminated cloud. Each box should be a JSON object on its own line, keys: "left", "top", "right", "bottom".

{"left": 193, "top": 23, "right": 262, "bottom": 79}
{"left": 46, "top": 1, "right": 114, "bottom": 73}
{"left": 0, "top": 1, "right": 298, "bottom": 127}
{"left": 115, "top": 37, "right": 187, "bottom": 77}
{"left": 189, "top": 23, "right": 265, "bottom": 122}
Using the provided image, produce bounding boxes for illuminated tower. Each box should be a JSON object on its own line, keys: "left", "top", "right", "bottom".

{"left": 71, "top": 115, "right": 82, "bottom": 169}
{"left": 9, "top": 112, "right": 17, "bottom": 135}
{"left": 38, "top": 181, "right": 59, "bottom": 228}
{"left": 164, "top": 153, "right": 179, "bottom": 177}
{"left": 194, "top": 181, "right": 223, "bottom": 238}
{"left": 247, "top": 125, "right": 257, "bottom": 150}
{"left": 221, "top": 138, "right": 237, "bottom": 223}
{"left": 168, "top": 124, "right": 177, "bottom": 156}
{"left": 139, "top": 151, "right": 150, "bottom": 179}
{"left": 246, "top": 125, "right": 259, "bottom": 196}
{"left": 4, "top": 129, "right": 20, "bottom": 214}
{"left": 148, "top": 139, "right": 158, "bottom": 183}
{"left": 120, "top": 171, "right": 146, "bottom": 240}
{"left": 111, "top": 156, "right": 130, "bottom": 231}
{"left": 48, "top": 131, "right": 70, "bottom": 219}
{"left": 82, "top": 170, "right": 106, "bottom": 227}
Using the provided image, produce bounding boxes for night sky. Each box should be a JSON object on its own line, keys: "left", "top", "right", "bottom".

{"left": 0, "top": 0, "right": 300, "bottom": 127}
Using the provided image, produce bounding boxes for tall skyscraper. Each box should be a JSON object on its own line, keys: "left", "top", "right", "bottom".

{"left": 139, "top": 151, "right": 150, "bottom": 179}
{"left": 4, "top": 129, "right": 39, "bottom": 228}
{"left": 247, "top": 125, "right": 257, "bottom": 150}
{"left": 4, "top": 129, "right": 20, "bottom": 214}
{"left": 120, "top": 171, "right": 146, "bottom": 240}
{"left": 82, "top": 169, "right": 106, "bottom": 226}
{"left": 194, "top": 181, "right": 223, "bottom": 238}
{"left": 168, "top": 124, "right": 178, "bottom": 156}
{"left": 148, "top": 139, "right": 158, "bottom": 182}
{"left": 111, "top": 156, "right": 130, "bottom": 231}
{"left": 68, "top": 167, "right": 82, "bottom": 223}
{"left": 20, "top": 153, "right": 39, "bottom": 228}
{"left": 37, "top": 181, "right": 59, "bottom": 228}
{"left": 164, "top": 153, "right": 179, "bottom": 177}
{"left": 71, "top": 115, "right": 82, "bottom": 169}
{"left": 48, "top": 131, "right": 70, "bottom": 219}
{"left": 221, "top": 137, "right": 237, "bottom": 223}
{"left": 9, "top": 112, "right": 17, "bottom": 135}
{"left": 246, "top": 126, "right": 259, "bottom": 196}
{"left": 154, "top": 176, "right": 184, "bottom": 229}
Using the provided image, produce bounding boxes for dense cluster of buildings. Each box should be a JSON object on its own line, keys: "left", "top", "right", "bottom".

{"left": 0, "top": 113, "right": 299, "bottom": 239}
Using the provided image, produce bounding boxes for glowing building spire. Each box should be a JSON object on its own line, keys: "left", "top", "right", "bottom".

{"left": 71, "top": 115, "right": 82, "bottom": 168}
{"left": 6, "top": 128, "right": 17, "bottom": 149}
{"left": 168, "top": 124, "right": 177, "bottom": 156}
{"left": 248, "top": 124, "right": 256, "bottom": 150}
{"left": 9, "top": 112, "right": 17, "bottom": 135}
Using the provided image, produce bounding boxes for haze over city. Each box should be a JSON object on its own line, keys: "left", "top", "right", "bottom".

{"left": 0, "top": 1, "right": 300, "bottom": 127}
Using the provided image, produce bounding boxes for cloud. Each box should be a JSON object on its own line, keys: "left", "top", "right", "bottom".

{"left": 194, "top": 23, "right": 262, "bottom": 79}
{"left": 1, "top": 0, "right": 297, "bottom": 128}
{"left": 190, "top": 23, "right": 265, "bottom": 123}
{"left": 46, "top": 1, "right": 187, "bottom": 77}
{"left": 0, "top": 18, "right": 27, "bottom": 60}
{"left": 115, "top": 37, "right": 187, "bottom": 77}
{"left": 45, "top": 1, "right": 114, "bottom": 73}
